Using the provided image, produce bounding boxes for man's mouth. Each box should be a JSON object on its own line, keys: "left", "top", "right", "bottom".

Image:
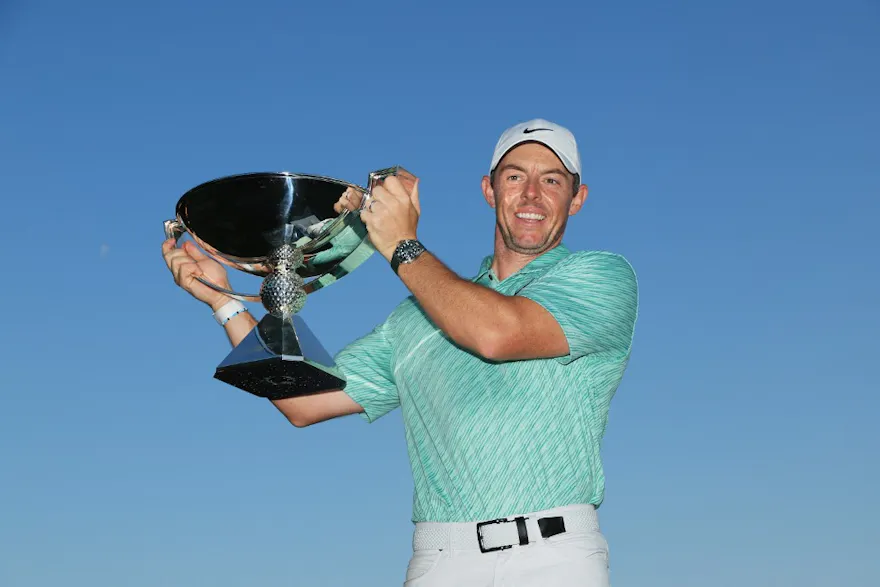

{"left": 515, "top": 212, "right": 546, "bottom": 221}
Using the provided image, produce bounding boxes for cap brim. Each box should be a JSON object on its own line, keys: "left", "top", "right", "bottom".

{"left": 491, "top": 138, "right": 579, "bottom": 176}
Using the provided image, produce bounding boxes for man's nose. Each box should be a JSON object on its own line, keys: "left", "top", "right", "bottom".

{"left": 523, "top": 176, "right": 541, "bottom": 200}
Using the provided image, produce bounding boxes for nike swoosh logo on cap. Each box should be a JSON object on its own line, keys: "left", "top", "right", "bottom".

{"left": 523, "top": 127, "right": 552, "bottom": 134}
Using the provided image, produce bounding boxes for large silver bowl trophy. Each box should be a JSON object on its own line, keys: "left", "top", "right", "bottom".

{"left": 164, "top": 166, "right": 413, "bottom": 400}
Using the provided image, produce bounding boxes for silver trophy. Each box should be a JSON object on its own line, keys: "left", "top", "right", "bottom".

{"left": 164, "top": 166, "right": 413, "bottom": 399}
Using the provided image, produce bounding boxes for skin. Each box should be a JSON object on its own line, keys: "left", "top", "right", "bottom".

{"left": 481, "top": 142, "right": 588, "bottom": 280}
{"left": 161, "top": 142, "right": 588, "bottom": 427}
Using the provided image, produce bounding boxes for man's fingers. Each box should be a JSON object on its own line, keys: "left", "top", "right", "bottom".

{"left": 179, "top": 265, "right": 203, "bottom": 287}
{"left": 162, "top": 240, "right": 182, "bottom": 269}
{"left": 165, "top": 247, "right": 191, "bottom": 264}
{"left": 362, "top": 199, "right": 389, "bottom": 233}
{"left": 170, "top": 257, "right": 201, "bottom": 282}
{"left": 365, "top": 198, "right": 387, "bottom": 218}
{"left": 373, "top": 176, "right": 419, "bottom": 211}
{"left": 382, "top": 176, "right": 410, "bottom": 202}
{"left": 169, "top": 256, "right": 193, "bottom": 276}
{"left": 334, "top": 188, "right": 362, "bottom": 214}
{"left": 345, "top": 188, "right": 364, "bottom": 208}
{"left": 162, "top": 238, "right": 176, "bottom": 256}
{"left": 164, "top": 248, "right": 187, "bottom": 271}
{"left": 373, "top": 180, "right": 398, "bottom": 203}
{"left": 370, "top": 186, "right": 406, "bottom": 215}
{"left": 345, "top": 197, "right": 360, "bottom": 212}
{"left": 183, "top": 240, "right": 210, "bottom": 261}
{"left": 371, "top": 185, "right": 390, "bottom": 204}
{"left": 381, "top": 176, "right": 399, "bottom": 195}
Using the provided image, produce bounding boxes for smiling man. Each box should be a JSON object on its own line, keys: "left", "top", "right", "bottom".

{"left": 163, "top": 119, "right": 639, "bottom": 586}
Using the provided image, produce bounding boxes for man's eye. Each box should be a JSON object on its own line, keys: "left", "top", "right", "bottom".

{"left": 545, "top": 178, "right": 559, "bottom": 184}
{"left": 507, "top": 174, "right": 521, "bottom": 181}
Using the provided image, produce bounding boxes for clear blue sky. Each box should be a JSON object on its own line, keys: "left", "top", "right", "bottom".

{"left": 1, "top": 0, "right": 877, "bottom": 585}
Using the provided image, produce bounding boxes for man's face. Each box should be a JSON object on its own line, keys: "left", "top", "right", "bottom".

{"left": 482, "top": 142, "right": 587, "bottom": 256}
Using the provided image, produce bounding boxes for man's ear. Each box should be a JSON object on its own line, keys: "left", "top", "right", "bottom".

{"left": 569, "top": 184, "right": 588, "bottom": 216}
{"left": 481, "top": 175, "right": 496, "bottom": 208}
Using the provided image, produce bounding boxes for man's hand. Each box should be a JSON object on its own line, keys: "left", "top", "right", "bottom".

{"left": 333, "top": 187, "right": 364, "bottom": 214}
{"left": 361, "top": 174, "right": 421, "bottom": 261}
{"left": 162, "top": 238, "right": 233, "bottom": 311}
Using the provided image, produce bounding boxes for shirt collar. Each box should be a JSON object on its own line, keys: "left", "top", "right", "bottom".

{"left": 475, "top": 243, "right": 571, "bottom": 282}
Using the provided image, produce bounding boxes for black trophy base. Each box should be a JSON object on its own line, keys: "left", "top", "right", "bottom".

{"left": 214, "top": 313, "right": 345, "bottom": 400}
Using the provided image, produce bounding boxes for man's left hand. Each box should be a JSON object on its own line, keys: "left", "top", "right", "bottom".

{"left": 362, "top": 173, "right": 421, "bottom": 261}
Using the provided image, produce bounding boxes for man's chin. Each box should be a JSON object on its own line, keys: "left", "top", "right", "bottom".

{"left": 506, "top": 236, "right": 554, "bottom": 255}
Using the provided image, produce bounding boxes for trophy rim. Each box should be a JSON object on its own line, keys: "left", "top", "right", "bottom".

{"left": 174, "top": 171, "right": 368, "bottom": 266}
{"left": 179, "top": 171, "right": 366, "bottom": 198}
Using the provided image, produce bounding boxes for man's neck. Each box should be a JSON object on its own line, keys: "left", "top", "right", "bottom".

{"left": 490, "top": 233, "right": 560, "bottom": 281}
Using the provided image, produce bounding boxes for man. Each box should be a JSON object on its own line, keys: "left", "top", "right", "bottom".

{"left": 162, "top": 119, "right": 639, "bottom": 586}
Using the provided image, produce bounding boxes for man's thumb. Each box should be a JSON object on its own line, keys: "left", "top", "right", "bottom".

{"left": 410, "top": 178, "right": 421, "bottom": 214}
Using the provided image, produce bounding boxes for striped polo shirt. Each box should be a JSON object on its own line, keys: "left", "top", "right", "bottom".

{"left": 334, "top": 244, "right": 639, "bottom": 523}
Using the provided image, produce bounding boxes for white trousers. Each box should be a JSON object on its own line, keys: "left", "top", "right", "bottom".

{"left": 403, "top": 504, "right": 610, "bottom": 586}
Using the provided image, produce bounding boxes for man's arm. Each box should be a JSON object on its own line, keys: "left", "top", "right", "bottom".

{"left": 212, "top": 301, "right": 364, "bottom": 428}
{"left": 163, "top": 238, "right": 376, "bottom": 428}
{"left": 359, "top": 176, "right": 568, "bottom": 362}
{"left": 394, "top": 253, "right": 568, "bottom": 361}
{"left": 359, "top": 176, "right": 638, "bottom": 364}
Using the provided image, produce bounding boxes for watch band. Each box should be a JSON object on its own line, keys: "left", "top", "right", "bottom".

{"left": 390, "top": 239, "right": 426, "bottom": 274}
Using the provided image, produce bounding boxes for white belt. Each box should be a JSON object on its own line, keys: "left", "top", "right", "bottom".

{"left": 412, "top": 504, "right": 600, "bottom": 553}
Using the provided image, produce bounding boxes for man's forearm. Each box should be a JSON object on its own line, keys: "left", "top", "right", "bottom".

{"left": 209, "top": 299, "right": 361, "bottom": 426}
{"left": 395, "top": 252, "right": 516, "bottom": 358}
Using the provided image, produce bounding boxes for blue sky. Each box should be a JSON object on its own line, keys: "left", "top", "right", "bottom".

{"left": 1, "top": 0, "right": 878, "bottom": 585}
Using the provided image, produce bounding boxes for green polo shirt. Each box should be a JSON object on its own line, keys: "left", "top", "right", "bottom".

{"left": 334, "top": 244, "right": 639, "bottom": 523}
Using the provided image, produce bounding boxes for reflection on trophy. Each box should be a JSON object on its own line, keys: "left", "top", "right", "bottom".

{"left": 163, "top": 166, "right": 414, "bottom": 400}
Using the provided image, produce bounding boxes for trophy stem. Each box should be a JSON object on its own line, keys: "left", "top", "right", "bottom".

{"left": 214, "top": 313, "right": 345, "bottom": 399}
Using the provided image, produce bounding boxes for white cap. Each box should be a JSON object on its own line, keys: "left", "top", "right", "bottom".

{"left": 489, "top": 118, "right": 581, "bottom": 176}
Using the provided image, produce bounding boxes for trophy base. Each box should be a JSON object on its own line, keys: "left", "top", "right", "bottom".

{"left": 214, "top": 314, "right": 345, "bottom": 400}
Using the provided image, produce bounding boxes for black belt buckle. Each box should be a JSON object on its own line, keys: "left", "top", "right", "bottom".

{"left": 538, "top": 516, "right": 566, "bottom": 538}
{"left": 476, "top": 516, "right": 529, "bottom": 553}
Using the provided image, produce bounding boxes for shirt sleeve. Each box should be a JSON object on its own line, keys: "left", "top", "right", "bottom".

{"left": 333, "top": 319, "right": 400, "bottom": 423}
{"left": 517, "top": 252, "right": 639, "bottom": 364}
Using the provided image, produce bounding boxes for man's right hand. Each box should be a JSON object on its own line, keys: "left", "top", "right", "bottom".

{"left": 162, "top": 237, "right": 233, "bottom": 311}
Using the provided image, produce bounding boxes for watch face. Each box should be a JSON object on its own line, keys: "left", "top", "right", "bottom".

{"left": 395, "top": 239, "right": 425, "bottom": 264}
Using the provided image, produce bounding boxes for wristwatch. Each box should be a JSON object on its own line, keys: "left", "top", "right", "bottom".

{"left": 390, "top": 239, "right": 427, "bottom": 274}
